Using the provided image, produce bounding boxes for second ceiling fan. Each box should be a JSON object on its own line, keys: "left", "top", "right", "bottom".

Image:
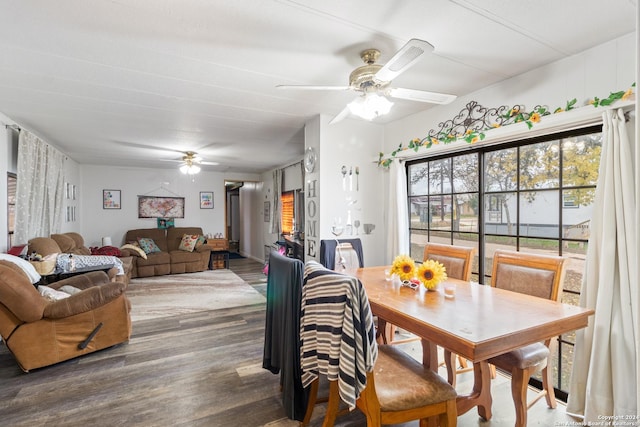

{"left": 277, "top": 39, "right": 457, "bottom": 124}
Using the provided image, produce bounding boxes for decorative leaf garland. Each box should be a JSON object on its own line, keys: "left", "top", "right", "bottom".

{"left": 378, "top": 84, "right": 635, "bottom": 168}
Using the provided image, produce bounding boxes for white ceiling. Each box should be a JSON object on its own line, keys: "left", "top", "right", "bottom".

{"left": 0, "top": 0, "right": 636, "bottom": 174}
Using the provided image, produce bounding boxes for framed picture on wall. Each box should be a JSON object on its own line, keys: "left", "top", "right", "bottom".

{"left": 138, "top": 196, "right": 185, "bottom": 218}
{"left": 200, "top": 191, "right": 214, "bottom": 209}
{"left": 264, "top": 201, "right": 270, "bottom": 222}
{"left": 103, "top": 189, "right": 121, "bottom": 209}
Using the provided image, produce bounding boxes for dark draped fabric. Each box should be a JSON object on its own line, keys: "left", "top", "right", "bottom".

{"left": 319, "top": 238, "right": 364, "bottom": 270}
{"left": 262, "top": 250, "right": 308, "bottom": 421}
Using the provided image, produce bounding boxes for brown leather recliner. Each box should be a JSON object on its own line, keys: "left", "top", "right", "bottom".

{"left": 0, "top": 260, "right": 132, "bottom": 372}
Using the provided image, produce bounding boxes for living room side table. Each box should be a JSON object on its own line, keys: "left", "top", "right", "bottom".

{"left": 208, "top": 238, "right": 229, "bottom": 269}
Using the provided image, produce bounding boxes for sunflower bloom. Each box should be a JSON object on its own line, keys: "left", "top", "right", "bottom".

{"left": 530, "top": 112, "right": 541, "bottom": 123}
{"left": 417, "top": 259, "right": 447, "bottom": 290}
{"left": 622, "top": 88, "right": 634, "bottom": 100}
{"left": 431, "top": 137, "right": 439, "bottom": 145}
{"left": 391, "top": 255, "right": 416, "bottom": 281}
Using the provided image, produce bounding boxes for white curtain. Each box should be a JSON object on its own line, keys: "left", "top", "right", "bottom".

{"left": 566, "top": 109, "right": 637, "bottom": 421}
{"left": 270, "top": 168, "right": 282, "bottom": 235}
{"left": 385, "top": 159, "right": 409, "bottom": 261}
{"left": 14, "top": 130, "right": 65, "bottom": 244}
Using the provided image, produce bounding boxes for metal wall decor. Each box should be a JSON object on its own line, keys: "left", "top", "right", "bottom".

{"left": 426, "top": 100, "right": 548, "bottom": 141}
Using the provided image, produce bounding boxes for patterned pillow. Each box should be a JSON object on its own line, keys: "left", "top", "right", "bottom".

{"left": 178, "top": 234, "right": 199, "bottom": 252}
{"left": 137, "top": 237, "right": 161, "bottom": 254}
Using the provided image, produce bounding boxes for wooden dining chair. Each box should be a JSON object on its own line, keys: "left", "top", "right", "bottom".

{"left": 385, "top": 243, "right": 475, "bottom": 358}
{"left": 300, "top": 261, "right": 458, "bottom": 427}
{"left": 487, "top": 249, "right": 567, "bottom": 427}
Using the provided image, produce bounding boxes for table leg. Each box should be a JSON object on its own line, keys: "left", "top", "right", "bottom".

{"left": 376, "top": 318, "right": 388, "bottom": 344}
{"left": 455, "top": 360, "right": 493, "bottom": 421}
{"left": 420, "top": 338, "right": 439, "bottom": 371}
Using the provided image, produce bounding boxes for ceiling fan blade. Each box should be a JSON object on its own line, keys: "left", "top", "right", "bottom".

{"left": 277, "top": 85, "right": 351, "bottom": 91}
{"left": 329, "top": 106, "right": 351, "bottom": 125}
{"left": 387, "top": 87, "right": 457, "bottom": 105}
{"left": 375, "top": 39, "right": 434, "bottom": 82}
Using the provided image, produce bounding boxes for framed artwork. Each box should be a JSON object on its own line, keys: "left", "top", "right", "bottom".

{"left": 157, "top": 218, "right": 175, "bottom": 229}
{"left": 200, "top": 191, "right": 214, "bottom": 209}
{"left": 264, "top": 201, "right": 270, "bottom": 222}
{"left": 103, "top": 189, "right": 121, "bottom": 209}
{"left": 138, "top": 196, "right": 185, "bottom": 218}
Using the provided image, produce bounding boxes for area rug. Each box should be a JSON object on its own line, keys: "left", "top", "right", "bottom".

{"left": 126, "top": 270, "right": 266, "bottom": 322}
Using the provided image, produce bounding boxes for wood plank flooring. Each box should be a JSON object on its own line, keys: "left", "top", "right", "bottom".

{"left": 0, "top": 258, "right": 583, "bottom": 426}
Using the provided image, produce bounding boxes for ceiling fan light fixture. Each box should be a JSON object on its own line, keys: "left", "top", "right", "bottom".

{"left": 348, "top": 93, "right": 394, "bottom": 121}
{"left": 180, "top": 163, "right": 201, "bottom": 175}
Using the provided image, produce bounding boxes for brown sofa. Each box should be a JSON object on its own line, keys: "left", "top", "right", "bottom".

{"left": 0, "top": 260, "right": 131, "bottom": 372}
{"left": 121, "top": 227, "right": 213, "bottom": 278}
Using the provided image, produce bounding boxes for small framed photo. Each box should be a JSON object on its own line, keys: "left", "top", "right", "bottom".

{"left": 200, "top": 191, "right": 214, "bottom": 209}
{"left": 157, "top": 218, "right": 174, "bottom": 229}
{"left": 264, "top": 201, "right": 270, "bottom": 222}
{"left": 103, "top": 189, "right": 121, "bottom": 209}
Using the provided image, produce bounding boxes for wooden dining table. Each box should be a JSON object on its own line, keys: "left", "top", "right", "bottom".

{"left": 353, "top": 265, "right": 595, "bottom": 422}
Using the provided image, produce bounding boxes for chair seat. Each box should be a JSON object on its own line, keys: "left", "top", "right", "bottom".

{"left": 373, "top": 345, "right": 457, "bottom": 412}
{"left": 488, "top": 342, "right": 549, "bottom": 371}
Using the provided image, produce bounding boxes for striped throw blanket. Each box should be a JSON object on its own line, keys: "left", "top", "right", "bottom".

{"left": 300, "top": 261, "right": 378, "bottom": 409}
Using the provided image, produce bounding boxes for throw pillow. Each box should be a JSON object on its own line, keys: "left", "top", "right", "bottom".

{"left": 91, "top": 245, "right": 122, "bottom": 257}
{"left": 178, "top": 234, "right": 199, "bottom": 252}
{"left": 137, "top": 238, "right": 161, "bottom": 254}
{"left": 195, "top": 235, "right": 206, "bottom": 249}
{"left": 120, "top": 244, "right": 148, "bottom": 259}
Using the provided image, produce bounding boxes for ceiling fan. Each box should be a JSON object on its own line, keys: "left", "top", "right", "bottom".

{"left": 277, "top": 39, "right": 457, "bottom": 124}
{"left": 174, "top": 151, "right": 219, "bottom": 175}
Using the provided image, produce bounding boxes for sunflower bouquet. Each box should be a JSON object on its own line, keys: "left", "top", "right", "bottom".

{"left": 417, "top": 259, "right": 448, "bottom": 290}
{"left": 390, "top": 254, "right": 416, "bottom": 281}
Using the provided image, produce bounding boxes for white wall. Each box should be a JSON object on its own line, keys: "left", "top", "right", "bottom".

{"left": 239, "top": 181, "right": 265, "bottom": 262}
{"left": 384, "top": 33, "right": 636, "bottom": 154}
{"left": 79, "top": 164, "right": 260, "bottom": 248}
{"left": 310, "top": 114, "right": 387, "bottom": 266}
{"left": 0, "top": 117, "right": 18, "bottom": 252}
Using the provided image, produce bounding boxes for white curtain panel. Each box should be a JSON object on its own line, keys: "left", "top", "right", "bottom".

{"left": 385, "top": 159, "right": 409, "bottom": 262}
{"left": 14, "top": 130, "right": 65, "bottom": 244}
{"left": 270, "top": 168, "right": 282, "bottom": 235}
{"left": 567, "top": 108, "right": 637, "bottom": 420}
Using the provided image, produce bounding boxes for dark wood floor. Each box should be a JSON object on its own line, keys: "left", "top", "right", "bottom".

{"left": 0, "top": 258, "right": 580, "bottom": 426}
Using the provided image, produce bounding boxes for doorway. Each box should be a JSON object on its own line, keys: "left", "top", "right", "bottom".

{"left": 225, "top": 181, "right": 243, "bottom": 253}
